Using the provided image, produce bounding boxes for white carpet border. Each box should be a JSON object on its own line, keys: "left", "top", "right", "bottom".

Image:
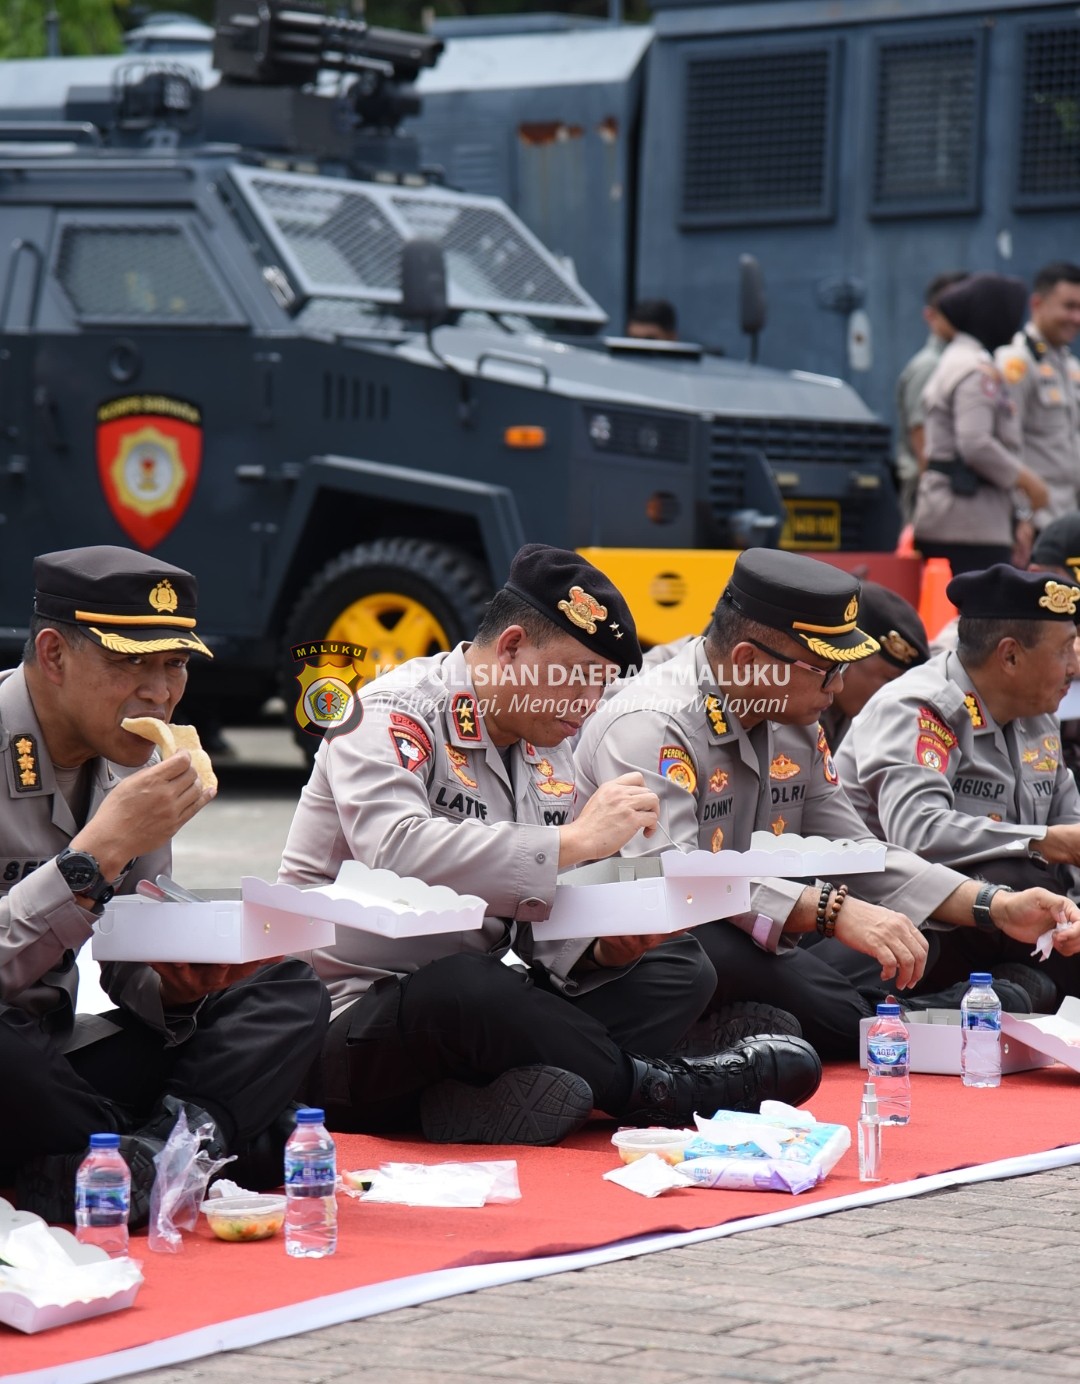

{"left": 11, "top": 1141, "right": 1080, "bottom": 1384}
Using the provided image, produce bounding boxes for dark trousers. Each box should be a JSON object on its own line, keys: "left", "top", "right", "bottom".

{"left": 915, "top": 540, "right": 1013, "bottom": 577}
{"left": 315, "top": 938, "right": 716, "bottom": 1135}
{"left": 694, "top": 921, "right": 873, "bottom": 1062}
{"left": 0, "top": 959, "right": 330, "bottom": 1178}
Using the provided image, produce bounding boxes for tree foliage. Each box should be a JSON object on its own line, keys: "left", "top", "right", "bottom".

{"left": 0, "top": 0, "right": 127, "bottom": 58}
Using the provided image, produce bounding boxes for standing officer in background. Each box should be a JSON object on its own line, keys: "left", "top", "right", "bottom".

{"left": 996, "top": 262, "right": 1080, "bottom": 540}
{"left": 913, "top": 273, "right": 1049, "bottom": 576}
{"left": 574, "top": 550, "right": 1076, "bottom": 1058}
{"left": 834, "top": 564, "right": 1080, "bottom": 1005}
{"left": 3, "top": 548, "right": 329, "bottom": 1226}
{"left": 281, "top": 545, "right": 818, "bottom": 1146}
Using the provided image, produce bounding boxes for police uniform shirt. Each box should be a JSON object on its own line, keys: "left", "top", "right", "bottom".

{"left": 573, "top": 638, "right": 966, "bottom": 948}
{"left": 834, "top": 650, "right": 1080, "bottom": 874}
{"left": 279, "top": 643, "right": 608, "bottom": 1018}
{"left": 895, "top": 333, "right": 945, "bottom": 482}
{"left": 0, "top": 666, "right": 179, "bottom": 1047}
{"left": 912, "top": 332, "right": 1024, "bottom": 547}
{"left": 996, "top": 326, "right": 1080, "bottom": 523}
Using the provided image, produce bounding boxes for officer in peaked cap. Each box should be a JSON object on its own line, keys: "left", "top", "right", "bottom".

{"left": 835, "top": 561, "right": 1080, "bottom": 1012}
{"left": 281, "top": 541, "right": 822, "bottom": 1147}
{"left": 1029, "top": 512, "right": 1080, "bottom": 584}
{"left": 576, "top": 548, "right": 1080, "bottom": 1060}
{"left": 819, "top": 580, "right": 930, "bottom": 750}
{"left": 3, "top": 545, "right": 329, "bottom": 1228}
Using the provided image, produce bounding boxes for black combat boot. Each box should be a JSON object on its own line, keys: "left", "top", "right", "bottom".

{"left": 621, "top": 1035, "right": 822, "bottom": 1127}
{"left": 16, "top": 1134, "right": 164, "bottom": 1230}
{"left": 903, "top": 978, "right": 1032, "bottom": 1015}
{"left": 667, "top": 1002, "right": 802, "bottom": 1059}
{"left": 420, "top": 1065, "right": 594, "bottom": 1145}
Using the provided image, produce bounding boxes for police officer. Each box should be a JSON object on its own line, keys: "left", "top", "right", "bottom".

{"left": 835, "top": 564, "right": 1080, "bottom": 1003}
{"left": 913, "top": 273, "right": 1049, "bottom": 576}
{"left": 996, "top": 262, "right": 1080, "bottom": 532}
{"left": 818, "top": 581, "right": 929, "bottom": 750}
{"left": 280, "top": 544, "right": 819, "bottom": 1144}
{"left": 2, "top": 547, "right": 330, "bottom": 1225}
{"left": 573, "top": 550, "right": 1080, "bottom": 1058}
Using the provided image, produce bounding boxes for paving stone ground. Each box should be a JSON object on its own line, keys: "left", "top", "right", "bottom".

{"left": 113, "top": 727, "right": 1078, "bottom": 1383}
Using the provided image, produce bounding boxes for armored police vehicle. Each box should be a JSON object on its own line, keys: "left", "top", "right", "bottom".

{"left": 0, "top": 0, "right": 901, "bottom": 725}
{"left": 411, "top": 0, "right": 1080, "bottom": 425}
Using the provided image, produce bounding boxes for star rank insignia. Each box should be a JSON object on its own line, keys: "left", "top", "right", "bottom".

{"left": 12, "top": 734, "right": 38, "bottom": 792}
{"left": 609, "top": 622, "right": 623, "bottom": 639}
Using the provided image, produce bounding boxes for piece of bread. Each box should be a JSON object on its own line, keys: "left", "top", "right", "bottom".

{"left": 121, "top": 716, "right": 218, "bottom": 793}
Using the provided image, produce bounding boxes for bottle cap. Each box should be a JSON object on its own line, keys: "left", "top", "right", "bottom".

{"left": 875, "top": 1003, "right": 902, "bottom": 1016}
{"left": 295, "top": 1107, "right": 326, "bottom": 1124}
{"left": 861, "top": 1080, "right": 878, "bottom": 1116}
{"left": 969, "top": 972, "right": 993, "bottom": 984}
{"left": 89, "top": 1133, "right": 121, "bottom": 1149}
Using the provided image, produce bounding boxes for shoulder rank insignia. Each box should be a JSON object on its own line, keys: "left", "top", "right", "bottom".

{"left": 557, "top": 585, "right": 607, "bottom": 634}
{"left": 1039, "top": 580, "right": 1080, "bottom": 616}
{"left": 445, "top": 743, "right": 478, "bottom": 790}
{"left": 659, "top": 745, "right": 697, "bottom": 793}
{"left": 11, "top": 734, "right": 39, "bottom": 792}
{"left": 704, "top": 694, "right": 728, "bottom": 737}
{"left": 451, "top": 692, "right": 482, "bottom": 742}
{"left": 769, "top": 753, "right": 801, "bottom": 781}
{"left": 963, "top": 692, "right": 986, "bottom": 729}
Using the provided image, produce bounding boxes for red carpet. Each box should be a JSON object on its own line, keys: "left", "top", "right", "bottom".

{"left": 8, "top": 1062, "right": 1080, "bottom": 1379}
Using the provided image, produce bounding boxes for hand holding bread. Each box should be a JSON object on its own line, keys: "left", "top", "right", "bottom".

{"left": 121, "top": 716, "right": 218, "bottom": 793}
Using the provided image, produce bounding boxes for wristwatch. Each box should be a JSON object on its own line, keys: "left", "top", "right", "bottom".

{"left": 972, "top": 881, "right": 1012, "bottom": 932}
{"left": 56, "top": 848, "right": 115, "bottom": 912}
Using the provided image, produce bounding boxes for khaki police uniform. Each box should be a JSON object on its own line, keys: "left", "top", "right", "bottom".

{"left": 895, "top": 332, "right": 945, "bottom": 522}
{"left": 912, "top": 332, "right": 1023, "bottom": 550}
{"left": 574, "top": 637, "right": 968, "bottom": 1058}
{"left": 996, "top": 326, "right": 1080, "bottom": 523}
{"left": 283, "top": 646, "right": 716, "bottom": 1132}
{"left": 2, "top": 547, "right": 329, "bottom": 1177}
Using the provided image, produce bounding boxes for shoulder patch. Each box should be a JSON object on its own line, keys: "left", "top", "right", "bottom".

{"left": 388, "top": 713, "right": 432, "bottom": 773}
{"left": 1001, "top": 355, "right": 1027, "bottom": 384}
{"left": 981, "top": 372, "right": 999, "bottom": 399}
{"left": 659, "top": 744, "right": 697, "bottom": 793}
{"left": 817, "top": 726, "right": 838, "bottom": 784}
{"left": 11, "top": 734, "right": 39, "bottom": 792}
{"left": 916, "top": 704, "right": 956, "bottom": 774}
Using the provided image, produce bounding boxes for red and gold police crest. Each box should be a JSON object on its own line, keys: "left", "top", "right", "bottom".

{"left": 96, "top": 395, "right": 202, "bottom": 550}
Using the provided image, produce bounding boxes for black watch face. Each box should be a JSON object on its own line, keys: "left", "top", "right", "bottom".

{"left": 59, "top": 852, "right": 99, "bottom": 892}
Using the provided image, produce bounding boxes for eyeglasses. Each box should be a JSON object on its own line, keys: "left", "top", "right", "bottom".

{"left": 747, "top": 638, "right": 846, "bottom": 690}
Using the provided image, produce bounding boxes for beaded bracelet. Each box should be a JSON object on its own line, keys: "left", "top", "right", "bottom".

{"left": 821, "top": 883, "right": 849, "bottom": 939}
{"left": 814, "top": 881, "right": 834, "bottom": 936}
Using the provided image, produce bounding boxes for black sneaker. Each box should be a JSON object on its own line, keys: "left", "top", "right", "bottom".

{"left": 991, "top": 963, "right": 1058, "bottom": 1014}
{"left": 420, "top": 1065, "right": 594, "bottom": 1145}
{"left": 903, "top": 978, "right": 1032, "bottom": 1015}
{"left": 668, "top": 1002, "right": 803, "bottom": 1059}
{"left": 15, "top": 1134, "right": 164, "bottom": 1230}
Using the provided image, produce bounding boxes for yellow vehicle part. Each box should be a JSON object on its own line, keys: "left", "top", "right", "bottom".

{"left": 326, "top": 592, "right": 450, "bottom": 680}
{"left": 576, "top": 548, "right": 741, "bottom": 647}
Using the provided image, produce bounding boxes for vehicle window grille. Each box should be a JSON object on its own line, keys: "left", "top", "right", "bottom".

{"left": 55, "top": 225, "right": 232, "bottom": 323}
{"left": 587, "top": 409, "right": 689, "bottom": 463}
{"left": 682, "top": 46, "right": 834, "bottom": 225}
{"left": 297, "top": 298, "right": 409, "bottom": 338}
{"left": 1017, "top": 24, "right": 1080, "bottom": 206}
{"left": 872, "top": 36, "right": 981, "bottom": 214}
{"left": 321, "top": 371, "right": 390, "bottom": 422}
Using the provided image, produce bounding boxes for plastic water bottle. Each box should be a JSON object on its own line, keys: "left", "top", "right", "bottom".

{"left": 961, "top": 972, "right": 1002, "bottom": 1088}
{"left": 866, "top": 1002, "right": 911, "bottom": 1125}
{"left": 74, "top": 1134, "right": 130, "bottom": 1258}
{"left": 284, "top": 1107, "right": 337, "bottom": 1258}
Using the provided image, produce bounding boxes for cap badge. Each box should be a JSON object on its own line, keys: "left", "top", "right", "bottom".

{"left": 149, "top": 580, "right": 179, "bottom": 615}
{"left": 844, "top": 596, "right": 859, "bottom": 623}
{"left": 1039, "top": 581, "right": 1080, "bottom": 616}
{"left": 558, "top": 585, "right": 607, "bottom": 635}
{"left": 880, "top": 630, "right": 919, "bottom": 664}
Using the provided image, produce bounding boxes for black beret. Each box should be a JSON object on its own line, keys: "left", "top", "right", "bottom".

{"left": 34, "top": 545, "right": 212, "bottom": 658}
{"left": 504, "top": 543, "right": 642, "bottom": 676}
{"left": 857, "top": 581, "right": 930, "bottom": 671}
{"left": 947, "top": 563, "right": 1080, "bottom": 622}
{"left": 1030, "top": 515, "right": 1080, "bottom": 582}
{"left": 720, "top": 549, "right": 879, "bottom": 663}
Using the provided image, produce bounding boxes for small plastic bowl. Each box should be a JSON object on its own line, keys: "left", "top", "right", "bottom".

{"left": 201, "top": 1194, "right": 286, "bottom": 1242}
{"left": 611, "top": 1128, "right": 696, "bottom": 1166}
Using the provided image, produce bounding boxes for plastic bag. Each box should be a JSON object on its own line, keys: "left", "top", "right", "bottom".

{"left": 148, "top": 1108, "right": 234, "bottom": 1254}
{"left": 357, "top": 1161, "right": 520, "bottom": 1207}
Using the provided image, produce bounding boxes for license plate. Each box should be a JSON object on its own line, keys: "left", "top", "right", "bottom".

{"left": 780, "top": 500, "right": 841, "bottom": 551}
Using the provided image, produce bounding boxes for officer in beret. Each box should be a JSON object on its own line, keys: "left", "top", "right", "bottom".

{"left": 819, "top": 581, "right": 930, "bottom": 750}
{"left": 281, "top": 544, "right": 820, "bottom": 1144}
{"left": 3, "top": 546, "right": 330, "bottom": 1226}
{"left": 1030, "top": 512, "right": 1080, "bottom": 581}
{"left": 575, "top": 550, "right": 1080, "bottom": 1058}
{"left": 834, "top": 564, "right": 1080, "bottom": 1003}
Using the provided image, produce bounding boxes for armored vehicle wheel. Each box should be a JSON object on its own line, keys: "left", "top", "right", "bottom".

{"left": 284, "top": 538, "right": 492, "bottom": 750}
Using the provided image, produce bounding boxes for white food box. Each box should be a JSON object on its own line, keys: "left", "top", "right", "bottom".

{"left": 93, "top": 862, "right": 487, "bottom": 962}
{"left": 532, "top": 832, "right": 888, "bottom": 942}
{"left": 1001, "top": 996, "right": 1080, "bottom": 1074}
{"left": 859, "top": 1008, "right": 1055, "bottom": 1076}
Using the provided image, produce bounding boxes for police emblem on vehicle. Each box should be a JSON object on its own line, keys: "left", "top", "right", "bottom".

{"left": 291, "top": 641, "right": 368, "bottom": 740}
{"left": 96, "top": 395, "right": 202, "bottom": 550}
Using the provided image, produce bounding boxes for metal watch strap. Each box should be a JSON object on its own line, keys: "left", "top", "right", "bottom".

{"left": 973, "top": 882, "right": 1011, "bottom": 932}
